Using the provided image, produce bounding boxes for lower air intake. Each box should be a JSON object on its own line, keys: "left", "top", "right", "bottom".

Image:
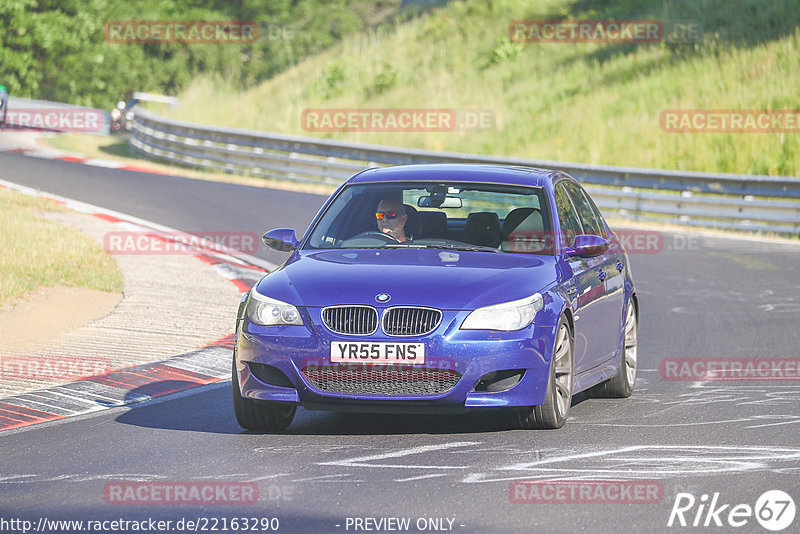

{"left": 301, "top": 364, "right": 461, "bottom": 396}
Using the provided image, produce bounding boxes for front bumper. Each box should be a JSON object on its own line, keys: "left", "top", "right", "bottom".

{"left": 234, "top": 308, "right": 557, "bottom": 412}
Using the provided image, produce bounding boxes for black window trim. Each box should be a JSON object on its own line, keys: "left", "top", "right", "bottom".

{"left": 561, "top": 180, "right": 606, "bottom": 238}
{"left": 580, "top": 186, "right": 609, "bottom": 238}
{"left": 554, "top": 181, "right": 585, "bottom": 248}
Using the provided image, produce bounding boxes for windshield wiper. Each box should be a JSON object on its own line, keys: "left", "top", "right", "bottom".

{"left": 386, "top": 243, "right": 499, "bottom": 253}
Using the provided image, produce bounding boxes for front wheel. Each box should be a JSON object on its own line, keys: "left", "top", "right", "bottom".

{"left": 593, "top": 299, "right": 637, "bottom": 398}
{"left": 232, "top": 357, "right": 296, "bottom": 431}
{"left": 516, "top": 317, "right": 573, "bottom": 429}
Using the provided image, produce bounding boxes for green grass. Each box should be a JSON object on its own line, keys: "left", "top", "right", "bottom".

{"left": 160, "top": 0, "right": 800, "bottom": 177}
{"left": 0, "top": 189, "right": 123, "bottom": 304}
{"left": 46, "top": 134, "right": 139, "bottom": 160}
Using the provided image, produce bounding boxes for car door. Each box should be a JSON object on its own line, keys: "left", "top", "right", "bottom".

{"left": 563, "top": 181, "right": 625, "bottom": 365}
{"left": 554, "top": 182, "right": 606, "bottom": 374}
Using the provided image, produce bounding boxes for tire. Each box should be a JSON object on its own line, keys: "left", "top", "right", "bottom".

{"left": 516, "top": 316, "right": 573, "bottom": 429}
{"left": 593, "top": 299, "right": 637, "bottom": 398}
{"left": 232, "top": 357, "right": 296, "bottom": 431}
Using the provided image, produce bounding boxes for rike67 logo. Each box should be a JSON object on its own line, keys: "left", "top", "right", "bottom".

{"left": 668, "top": 490, "right": 796, "bottom": 531}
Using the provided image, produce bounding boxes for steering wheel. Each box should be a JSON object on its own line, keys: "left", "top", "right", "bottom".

{"left": 348, "top": 231, "right": 400, "bottom": 243}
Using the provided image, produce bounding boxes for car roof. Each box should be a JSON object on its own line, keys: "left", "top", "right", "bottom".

{"left": 348, "top": 164, "right": 563, "bottom": 188}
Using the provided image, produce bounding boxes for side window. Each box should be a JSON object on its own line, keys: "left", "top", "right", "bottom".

{"left": 584, "top": 191, "right": 608, "bottom": 236}
{"left": 554, "top": 184, "right": 583, "bottom": 247}
{"left": 564, "top": 182, "right": 603, "bottom": 237}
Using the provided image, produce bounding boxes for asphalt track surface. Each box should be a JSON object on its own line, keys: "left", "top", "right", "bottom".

{"left": 2, "top": 152, "right": 800, "bottom": 534}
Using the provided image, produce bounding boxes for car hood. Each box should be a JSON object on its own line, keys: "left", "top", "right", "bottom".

{"left": 255, "top": 248, "right": 558, "bottom": 310}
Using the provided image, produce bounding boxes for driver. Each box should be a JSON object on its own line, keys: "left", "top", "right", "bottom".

{"left": 375, "top": 198, "right": 409, "bottom": 243}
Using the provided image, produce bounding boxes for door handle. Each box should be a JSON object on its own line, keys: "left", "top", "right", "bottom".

{"left": 597, "top": 270, "right": 607, "bottom": 282}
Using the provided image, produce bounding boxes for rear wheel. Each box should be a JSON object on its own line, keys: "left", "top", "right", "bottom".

{"left": 516, "top": 317, "right": 573, "bottom": 429}
{"left": 232, "top": 357, "right": 296, "bottom": 431}
{"left": 593, "top": 299, "right": 637, "bottom": 398}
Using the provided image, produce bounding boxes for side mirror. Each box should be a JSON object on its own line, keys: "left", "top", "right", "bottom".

{"left": 262, "top": 228, "right": 298, "bottom": 252}
{"left": 569, "top": 234, "right": 610, "bottom": 257}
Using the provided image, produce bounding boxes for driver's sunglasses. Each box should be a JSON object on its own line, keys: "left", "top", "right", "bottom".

{"left": 375, "top": 211, "right": 400, "bottom": 220}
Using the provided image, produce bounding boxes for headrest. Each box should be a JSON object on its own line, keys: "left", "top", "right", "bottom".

{"left": 403, "top": 204, "right": 421, "bottom": 237}
{"left": 503, "top": 207, "right": 543, "bottom": 237}
{"left": 464, "top": 212, "right": 502, "bottom": 247}
{"left": 418, "top": 211, "right": 448, "bottom": 238}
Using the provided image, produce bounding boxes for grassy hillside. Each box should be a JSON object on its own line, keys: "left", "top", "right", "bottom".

{"left": 162, "top": 0, "right": 800, "bottom": 176}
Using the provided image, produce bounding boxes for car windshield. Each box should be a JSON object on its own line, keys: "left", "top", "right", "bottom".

{"left": 305, "top": 181, "right": 554, "bottom": 254}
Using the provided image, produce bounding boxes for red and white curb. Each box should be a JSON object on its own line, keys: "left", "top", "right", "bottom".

{"left": 0, "top": 336, "right": 235, "bottom": 431}
{"left": 0, "top": 178, "right": 277, "bottom": 432}
{"left": 2, "top": 146, "right": 177, "bottom": 175}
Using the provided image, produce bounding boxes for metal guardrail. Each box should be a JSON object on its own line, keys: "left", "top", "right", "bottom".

{"left": 132, "top": 92, "right": 179, "bottom": 107}
{"left": 130, "top": 109, "right": 800, "bottom": 235}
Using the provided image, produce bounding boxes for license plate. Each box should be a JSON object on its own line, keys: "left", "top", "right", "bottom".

{"left": 330, "top": 342, "right": 425, "bottom": 364}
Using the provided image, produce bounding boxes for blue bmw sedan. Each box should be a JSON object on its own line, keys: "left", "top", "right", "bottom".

{"left": 233, "top": 164, "right": 638, "bottom": 430}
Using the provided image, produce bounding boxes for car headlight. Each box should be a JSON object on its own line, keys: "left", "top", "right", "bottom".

{"left": 246, "top": 288, "right": 303, "bottom": 326}
{"left": 110, "top": 108, "right": 121, "bottom": 120}
{"left": 461, "top": 293, "right": 543, "bottom": 331}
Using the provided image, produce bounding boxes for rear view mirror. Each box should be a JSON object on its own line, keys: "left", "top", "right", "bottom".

{"left": 417, "top": 195, "right": 462, "bottom": 208}
{"left": 262, "top": 228, "right": 298, "bottom": 252}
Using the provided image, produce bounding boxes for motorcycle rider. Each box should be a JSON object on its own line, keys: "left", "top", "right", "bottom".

{"left": 0, "top": 85, "right": 9, "bottom": 127}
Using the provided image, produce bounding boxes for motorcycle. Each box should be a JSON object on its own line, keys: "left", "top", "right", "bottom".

{"left": 110, "top": 98, "right": 138, "bottom": 133}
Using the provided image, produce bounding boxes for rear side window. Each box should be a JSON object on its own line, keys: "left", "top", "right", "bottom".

{"left": 581, "top": 188, "right": 607, "bottom": 234}
{"left": 564, "top": 182, "right": 604, "bottom": 237}
{"left": 554, "top": 184, "right": 582, "bottom": 247}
